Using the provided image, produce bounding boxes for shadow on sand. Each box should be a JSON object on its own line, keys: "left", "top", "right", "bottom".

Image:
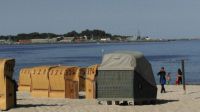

{"left": 119, "top": 99, "right": 179, "bottom": 106}
{"left": 156, "top": 99, "right": 179, "bottom": 105}
{"left": 188, "top": 91, "right": 200, "bottom": 94}
{"left": 16, "top": 104, "right": 64, "bottom": 108}
{"left": 166, "top": 90, "right": 176, "bottom": 93}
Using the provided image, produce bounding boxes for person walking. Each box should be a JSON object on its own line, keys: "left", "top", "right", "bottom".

{"left": 176, "top": 68, "right": 182, "bottom": 85}
{"left": 166, "top": 72, "right": 171, "bottom": 85}
{"left": 157, "top": 67, "right": 166, "bottom": 93}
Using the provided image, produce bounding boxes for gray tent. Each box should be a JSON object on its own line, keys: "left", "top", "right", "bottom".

{"left": 96, "top": 51, "right": 157, "bottom": 104}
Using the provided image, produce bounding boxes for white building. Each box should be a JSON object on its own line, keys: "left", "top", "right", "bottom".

{"left": 59, "top": 37, "right": 75, "bottom": 43}
{"left": 127, "top": 36, "right": 137, "bottom": 41}
{"left": 0, "top": 40, "right": 6, "bottom": 44}
{"left": 100, "top": 38, "right": 111, "bottom": 42}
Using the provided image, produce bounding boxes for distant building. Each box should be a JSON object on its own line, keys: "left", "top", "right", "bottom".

{"left": 18, "top": 39, "right": 31, "bottom": 44}
{"left": 127, "top": 36, "right": 137, "bottom": 41}
{"left": 0, "top": 39, "right": 14, "bottom": 44}
{"left": 74, "top": 36, "right": 88, "bottom": 42}
{"left": 31, "top": 38, "right": 57, "bottom": 43}
{"left": 0, "top": 39, "right": 6, "bottom": 44}
{"left": 56, "top": 36, "right": 63, "bottom": 41}
{"left": 59, "top": 37, "right": 75, "bottom": 43}
{"left": 145, "top": 37, "right": 151, "bottom": 40}
{"left": 83, "top": 35, "right": 88, "bottom": 40}
{"left": 100, "top": 38, "right": 111, "bottom": 42}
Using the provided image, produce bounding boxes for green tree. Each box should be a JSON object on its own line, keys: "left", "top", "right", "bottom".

{"left": 64, "top": 30, "right": 79, "bottom": 37}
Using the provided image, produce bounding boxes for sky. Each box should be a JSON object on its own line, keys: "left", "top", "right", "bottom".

{"left": 1, "top": 0, "right": 200, "bottom": 38}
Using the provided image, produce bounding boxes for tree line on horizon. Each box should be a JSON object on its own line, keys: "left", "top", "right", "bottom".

{"left": 0, "top": 29, "right": 127, "bottom": 41}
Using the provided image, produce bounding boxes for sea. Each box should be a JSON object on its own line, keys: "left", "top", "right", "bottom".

{"left": 0, "top": 40, "right": 200, "bottom": 84}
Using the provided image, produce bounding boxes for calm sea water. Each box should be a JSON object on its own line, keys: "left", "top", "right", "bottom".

{"left": 0, "top": 40, "right": 200, "bottom": 84}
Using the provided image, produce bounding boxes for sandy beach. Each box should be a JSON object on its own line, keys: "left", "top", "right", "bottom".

{"left": 4, "top": 85, "right": 200, "bottom": 112}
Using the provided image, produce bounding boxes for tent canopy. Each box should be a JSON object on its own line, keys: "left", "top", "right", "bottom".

{"left": 99, "top": 51, "right": 156, "bottom": 86}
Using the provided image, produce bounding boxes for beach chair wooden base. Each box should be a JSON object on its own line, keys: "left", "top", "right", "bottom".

{"left": 85, "top": 80, "right": 96, "bottom": 99}
{"left": 49, "top": 91, "right": 65, "bottom": 98}
{"left": 66, "top": 80, "right": 79, "bottom": 99}
{"left": 18, "top": 86, "right": 31, "bottom": 92}
{"left": 31, "top": 90, "right": 49, "bottom": 98}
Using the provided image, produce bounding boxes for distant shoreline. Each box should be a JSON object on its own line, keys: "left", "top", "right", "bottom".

{"left": 0, "top": 39, "right": 180, "bottom": 45}
{"left": 1, "top": 38, "right": 198, "bottom": 45}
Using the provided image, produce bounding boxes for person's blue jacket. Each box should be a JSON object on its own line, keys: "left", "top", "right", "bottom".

{"left": 157, "top": 71, "right": 166, "bottom": 84}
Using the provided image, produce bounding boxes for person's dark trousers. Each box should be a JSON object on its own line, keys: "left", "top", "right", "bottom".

{"left": 161, "top": 84, "right": 166, "bottom": 93}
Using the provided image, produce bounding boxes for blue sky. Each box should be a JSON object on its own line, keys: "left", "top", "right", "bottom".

{"left": 1, "top": 0, "right": 200, "bottom": 38}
